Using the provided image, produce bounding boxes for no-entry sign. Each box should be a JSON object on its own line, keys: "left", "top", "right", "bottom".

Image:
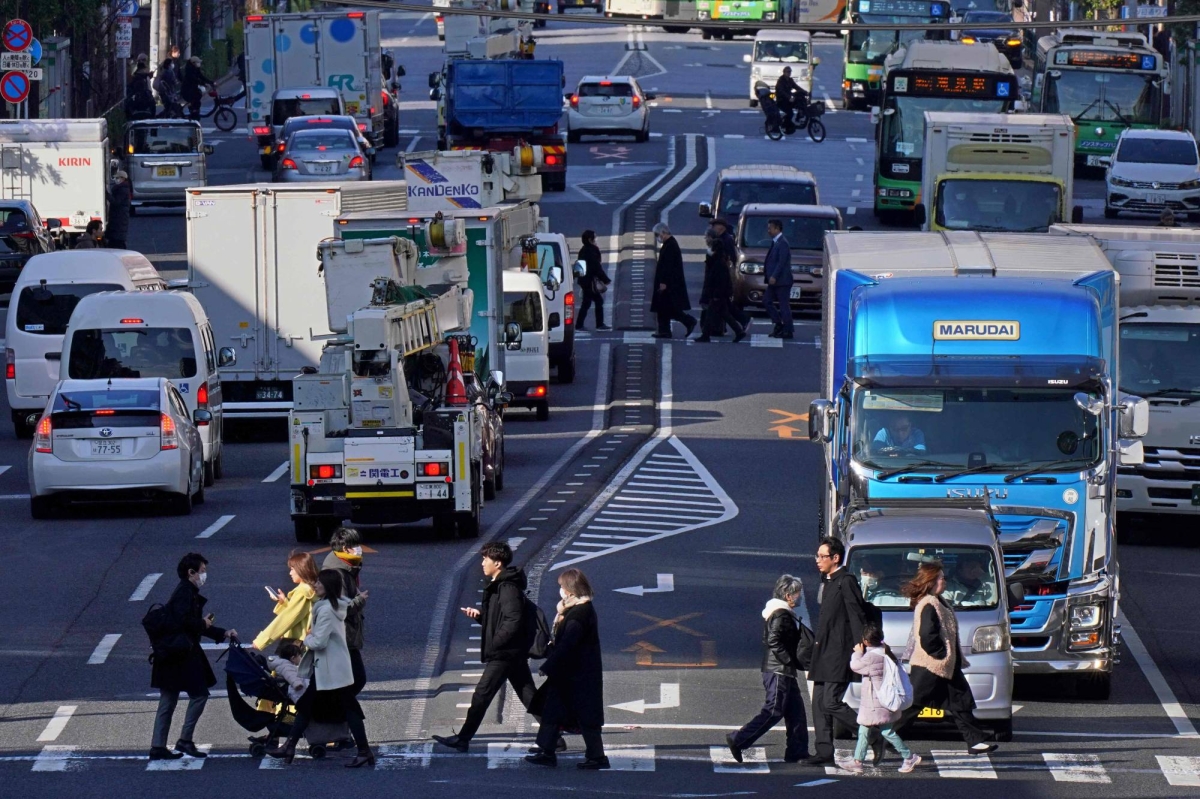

{"left": 0, "top": 70, "right": 30, "bottom": 103}
{"left": 2, "top": 19, "right": 32, "bottom": 53}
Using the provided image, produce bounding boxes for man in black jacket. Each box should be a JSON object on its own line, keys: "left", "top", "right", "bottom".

{"left": 726, "top": 574, "right": 809, "bottom": 764}
{"left": 805, "top": 537, "right": 869, "bottom": 765}
{"left": 575, "top": 229, "right": 611, "bottom": 331}
{"left": 650, "top": 222, "right": 697, "bottom": 339}
{"left": 696, "top": 218, "right": 746, "bottom": 343}
{"left": 434, "top": 541, "right": 535, "bottom": 752}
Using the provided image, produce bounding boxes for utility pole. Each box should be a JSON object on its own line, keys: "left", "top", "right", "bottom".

{"left": 150, "top": 0, "right": 159, "bottom": 66}
{"left": 158, "top": 0, "right": 171, "bottom": 67}
{"left": 181, "top": 0, "right": 192, "bottom": 58}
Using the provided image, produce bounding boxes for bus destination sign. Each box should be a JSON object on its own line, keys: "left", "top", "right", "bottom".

{"left": 1054, "top": 49, "right": 1157, "bottom": 71}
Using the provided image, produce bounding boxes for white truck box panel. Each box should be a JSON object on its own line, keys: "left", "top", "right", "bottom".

{"left": 0, "top": 120, "right": 109, "bottom": 233}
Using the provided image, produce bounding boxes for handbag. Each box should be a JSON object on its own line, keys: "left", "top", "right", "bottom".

{"left": 596, "top": 279, "right": 609, "bottom": 295}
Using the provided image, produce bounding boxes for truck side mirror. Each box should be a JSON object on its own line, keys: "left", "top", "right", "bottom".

{"left": 192, "top": 408, "right": 214, "bottom": 426}
{"left": 429, "top": 72, "right": 439, "bottom": 89}
{"left": 812, "top": 56, "right": 820, "bottom": 67}
{"left": 913, "top": 203, "right": 927, "bottom": 227}
{"left": 218, "top": 347, "right": 237, "bottom": 367}
{"left": 1119, "top": 438, "right": 1145, "bottom": 466}
{"left": 1071, "top": 205, "right": 1084, "bottom": 224}
{"left": 698, "top": 202, "right": 713, "bottom": 218}
{"left": 1007, "top": 581, "right": 1025, "bottom": 606}
{"left": 45, "top": 218, "right": 62, "bottom": 230}
{"left": 808, "top": 399, "right": 834, "bottom": 443}
{"left": 504, "top": 321, "right": 523, "bottom": 350}
{"left": 870, "top": 106, "right": 881, "bottom": 125}
{"left": 1119, "top": 396, "right": 1149, "bottom": 438}
{"left": 548, "top": 312, "right": 561, "bottom": 329}
{"left": 202, "top": 144, "right": 214, "bottom": 155}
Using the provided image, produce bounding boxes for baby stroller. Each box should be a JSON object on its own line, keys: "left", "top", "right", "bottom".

{"left": 224, "top": 640, "right": 351, "bottom": 759}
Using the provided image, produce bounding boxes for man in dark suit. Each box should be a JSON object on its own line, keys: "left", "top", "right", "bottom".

{"left": 762, "top": 219, "right": 794, "bottom": 339}
{"left": 805, "top": 536, "right": 869, "bottom": 766}
{"left": 650, "top": 222, "right": 697, "bottom": 339}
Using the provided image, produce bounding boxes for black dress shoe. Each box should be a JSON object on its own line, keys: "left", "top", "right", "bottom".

{"left": 433, "top": 734, "right": 469, "bottom": 752}
{"left": 265, "top": 739, "right": 297, "bottom": 764}
{"left": 577, "top": 756, "right": 611, "bottom": 770}
{"left": 732, "top": 329, "right": 746, "bottom": 343}
{"left": 525, "top": 751, "right": 557, "bottom": 767}
{"left": 779, "top": 331, "right": 794, "bottom": 339}
{"left": 784, "top": 751, "right": 811, "bottom": 764}
{"left": 684, "top": 317, "right": 697, "bottom": 337}
{"left": 595, "top": 324, "right": 611, "bottom": 331}
{"left": 802, "top": 754, "right": 834, "bottom": 766}
{"left": 174, "top": 740, "right": 206, "bottom": 758}
{"left": 651, "top": 332, "right": 672, "bottom": 339}
{"left": 346, "top": 748, "right": 376, "bottom": 768}
{"left": 725, "top": 732, "right": 743, "bottom": 763}
{"left": 694, "top": 335, "right": 712, "bottom": 343}
{"left": 148, "top": 747, "right": 184, "bottom": 761}
{"left": 528, "top": 737, "right": 567, "bottom": 754}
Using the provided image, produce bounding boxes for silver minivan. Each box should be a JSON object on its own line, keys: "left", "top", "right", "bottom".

{"left": 840, "top": 501, "right": 1016, "bottom": 741}
{"left": 124, "top": 120, "right": 212, "bottom": 211}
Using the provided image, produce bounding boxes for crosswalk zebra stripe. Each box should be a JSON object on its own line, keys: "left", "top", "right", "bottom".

{"left": 931, "top": 750, "right": 997, "bottom": 779}
{"left": 1156, "top": 755, "right": 1200, "bottom": 787}
{"left": 1044, "top": 753, "right": 1110, "bottom": 783}
{"left": 710, "top": 745, "right": 769, "bottom": 774}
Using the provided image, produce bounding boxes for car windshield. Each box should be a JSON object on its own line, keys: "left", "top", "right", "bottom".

{"left": 579, "top": 82, "right": 634, "bottom": 98}
{"left": 884, "top": 95, "right": 1009, "bottom": 158}
{"left": 15, "top": 283, "right": 122, "bottom": 336}
{"left": 719, "top": 180, "right": 816, "bottom": 218}
{"left": 1119, "top": 323, "right": 1200, "bottom": 397}
{"left": 273, "top": 97, "right": 341, "bottom": 124}
{"left": 754, "top": 40, "right": 809, "bottom": 62}
{"left": 67, "top": 328, "right": 197, "bottom": 380}
{"left": 847, "top": 21, "right": 925, "bottom": 63}
{"left": 852, "top": 387, "right": 1102, "bottom": 471}
{"left": 288, "top": 131, "right": 356, "bottom": 152}
{"left": 1115, "top": 137, "right": 1198, "bottom": 165}
{"left": 848, "top": 545, "right": 1000, "bottom": 610}
{"left": 962, "top": 10, "right": 1012, "bottom": 23}
{"left": 740, "top": 214, "right": 838, "bottom": 250}
{"left": 1043, "top": 70, "right": 1160, "bottom": 125}
{"left": 130, "top": 125, "right": 199, "bottom": 154}
{"left": 504, "top": 291, "right": 543, "bottom": 332}
{"left": 936, "top": 179, "right": 1062, "bottom": 232}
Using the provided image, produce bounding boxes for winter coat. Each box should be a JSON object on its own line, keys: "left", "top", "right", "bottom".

{"left": 266, "top": 655, "right": 310, "bottom": 704}
{"left": 252, "top": 582, "right": 316, "bottom": 651}
{"left": 153, "top": 66, "right": 180, "bottom": 102}
{"left": 322, "top": 551, "right": 366, "bottom": 650}
{"left": 810, "top": 568, "right": 868, "bottom": 683}
{"left": 700, "top": 250, "right": 734, "bottom": 306}
{"left": 650, "top": 235, "right": 691, "bottom": 314}
{"left": 481, "top": 566, "right": 529, "bottom": 662}
{"left": 850, "top": 645, "right": 901, "bottom": 726}
{"left": 150, "top": 579, "right": 227, "bottom": 694}
{"left": 74, "top": 235, "right": 99, "bottom": 249}
{"left": 760, "top": 598, "right": 803, "bottom": 678}
{"left": 536, "top": 600, "right": 604, "bottom": 729}
{"left": 578, "top": 241, "right": 610, "bottom": 292}
{"left": 299, "top": 597, "right": 353, "bottom": 691}
{"left": 908, "top": 596, "right": 977, "bottom": 713}
{"left": 181, "top": 63, "right": 211, "bottom": 103}
{"left": 106, "top": 181, "right": 131, "bottom": 241}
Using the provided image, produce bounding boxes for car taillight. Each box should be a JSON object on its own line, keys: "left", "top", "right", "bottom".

{"left": 420, "top": 462, "right": 449, "bottom": 477}
{"left": 310, "top": 464, "right": 343, "bottom": 479}
{"left": 569, "top": 94, "right": 579, "bottom": 109}
{"left": 381, "top": 91, "right": 390, "bottom": 106}
{"left": 35, "top": 416, "right": 52, "bottom": 452}
{"left": 348, "top": 155, "right": 364, "bottom": 169}
{"left": 526, "top": 385, "right": 547, "bottom": 398}
{"left": 196, "top": 381, "right": 208, "bottom": 409}
{"left": 5, "top": 348, "right": 13, "bottom": 380}
{"left": 253, "top": 126, "right": 271, "bottom": 136}
{"left": 632, "top": 95, "right": 641, "bottom": 109}
{"left": 277, "top": 142, "right": 286, "bottom": 153}
{"left": 160, "top": 413, "right": 178, "bottom": 450}
{"left": 369, "top": 106, "right": 377, "bottom": 116}
{"left": 564, "top": 290, "right": 575, "bottom": 322}
{"left": 281, "top": 158, "right": 298, "bottom": 170}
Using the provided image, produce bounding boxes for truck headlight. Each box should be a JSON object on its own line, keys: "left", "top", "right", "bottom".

{"left": 765, "top": 11, "right": 777, "bottom": 19}
{"left": 739, "top": 261, "right": 764, "bottom": 274}
{"left": 1070, "top": 604, "right": 1103, "bottom": 630}
{"left": 972, "top": 624, "right": 1009, "bottom": 654}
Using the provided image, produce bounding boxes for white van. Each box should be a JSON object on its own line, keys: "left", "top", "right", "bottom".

{"left": 744, "top": 30, "right": 818, "bottom": 105}
{"left": 502, "top": 269, "right": 551, "bottom": 421}
{"left": 59, "top": 291, "right": 235, "bottom": 485}
{"left": 510, "top": 232, "right": 577, "bottom": 383}
{"left": 5, "top": 250, "right": 167, "bottom": 437}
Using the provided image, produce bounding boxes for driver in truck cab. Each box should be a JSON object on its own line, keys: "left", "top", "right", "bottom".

{"left": 872, "top": 413, "right": 926, "bottom": 453}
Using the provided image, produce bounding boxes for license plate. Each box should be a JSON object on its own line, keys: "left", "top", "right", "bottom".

{"left": 417, "top": 483, "right": 450, "bottom": 500}
{"left": 1147, "top": 194, "right": 1166, "bottom": 205}
{"left": 91, "top": 440, "right": 125, "bottom": 456}
{"left": 917, "top": 707, "right": 945, "bottom": 720}
{"left": 155, "top": 166, "right": 178, "bottom": 178}
{"left": 789, "top": 287, "right": 803, "bottom": 300}
{"left": 1085, "top": 155, "right": 1106, "bottom": 167}
{"left": 257, "top": 387, "right": 284, "bottom": 400}
{"left": 592, "top": 106, "right": 616, "bottom": 115}
{"left": 309, "top": 163, "right": 335, "bottom": 174}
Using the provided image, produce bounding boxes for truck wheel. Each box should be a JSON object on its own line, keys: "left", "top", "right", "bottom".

{"left": 294, "top": 518, "right": 320, "bottom": 543}
{"left": 193, "top": 478, "right": 205, "bottom": 506}
{"left": 168, "top": 483, "right": 194, "bottom": 516}
{"left": 484, "top": 468, "right": 498, "bottom": 501}
{"left": 259, "top": 154, "right": 274, "bottom": 172}
{"left": 550, "top": 173, "right": 568, "bottom": 192}
{"left": 536, "top": 401, "right": 550, "bottom": 422}
{"left": 457, "top": 506, "right": 480, "bottom": 538}
{"left": 1104, "top": 206, "right": 1119, "bottom": 219}
{"left": 213, "top": 449, "right": 224, "bottom": 480}
{"left": 635, "top": 129, "right": 649, "bottom": 143}
{"left": 384, "top": 116, "right": 400, "bottom": 149}
{"left": 433, "top": 513, "right": 457, "bottom": 539}
{"left": 558, "top": 353, "right": 576, "bottom": 384}
{"left": 494, "top": 444, "right": 505, "bottom": 491}
{"left": 567, "top": 130, "right": 580, "bottom": 144}
{"left": 1074, "top": 672, "right": 1112, "bottom": 701}
{"left": 702, "top": 30, "right": 712, "bottom": 40}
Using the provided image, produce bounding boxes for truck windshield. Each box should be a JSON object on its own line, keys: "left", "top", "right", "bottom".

{"left": 853, "top": 387, "right": 1102, "bottom": 472}
{"left": 718, "top": 180, "right": 816, "bottom": 218}
{"left": 1043, "top": 70, "right": 1160, "bottom": 125}
{"left": 67, "top": 328, "right": 198, "bottom": 380}
{"left": 740, "top": 215, "right": 838, "bottom": 250}
{"left": 847, "top": 22, "right": 925, "bottom": 63}
{"left": 935, "top": 179, "right": 1061, "bottom": 232}
{"left": 1119, "top": 323, "right": 1200, "bottom": 399}
{"left": 848, "top": 545, "right": 999, "bottom": 610}
{"left": 130, "top": 125, "right": 199, "bottom": 154}
{"left": 884, "top": 95, "right": 1008, "bottom": 158}
{"left": 754, "top": 40, "right": 809, "bottom": 62}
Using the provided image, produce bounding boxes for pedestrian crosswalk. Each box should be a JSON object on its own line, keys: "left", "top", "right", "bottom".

{"left": 552, "top": 436, "right": 738, "bottom": 569}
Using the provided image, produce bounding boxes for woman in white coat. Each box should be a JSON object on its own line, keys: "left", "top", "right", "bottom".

{"left": 266, "top": 570, "right": 374, "bottom": 767}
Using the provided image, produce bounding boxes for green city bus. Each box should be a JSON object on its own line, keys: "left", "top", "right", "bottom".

{"left": 694, "top": 1, "right": 780, "bottom": 39}
{"left": 843, "top": 0, "right": 950, "bottom": 111}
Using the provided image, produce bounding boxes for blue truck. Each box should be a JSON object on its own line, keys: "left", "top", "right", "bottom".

{"left": 807, "top": 231, "right": 1150, "bottom": 700}
{"left": 432, "top": 59, "right": 568, "bottom": 192}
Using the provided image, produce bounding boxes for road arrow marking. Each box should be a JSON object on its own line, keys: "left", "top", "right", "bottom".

{"left": 609, "top": 683, "right": 680, "bottom": 714}
{"left": 614, "top": 573, "right": 674, "bottom": 596}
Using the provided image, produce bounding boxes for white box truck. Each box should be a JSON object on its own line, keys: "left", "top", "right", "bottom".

{"left": 244, "top": 10, "right": 400, "bottom": 150}
{"left": 400, "top": 149, "right": 542, "bottom": 213}
{"left": 185, "top": 181, "right": 407, "bottom": 419}
{"left": 917, "top": 112, "right": 1081, "bottom": 233}
{"left": 0, "top": 119, "right": 109, "bottom": 237}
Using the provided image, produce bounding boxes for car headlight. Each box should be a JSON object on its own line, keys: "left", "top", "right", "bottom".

{"left": 1069, "top": 604, "right": 1103, "bottom": 630}
{"left": 764, "top": 11, "right": 776, "bottom": 19}
{"left": 971, "top": 624, "right": 1009, "bottom": 654}
{"left": 1109, "top": 176, "right": 1135, "bottom": 188}
{"left": 739, "top": 261, "right": 764, "bottom": 274}
{"left": 1179, "top": 179, "right": 1200, "bottom": 190}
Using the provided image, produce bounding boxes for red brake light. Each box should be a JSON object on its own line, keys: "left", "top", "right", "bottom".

{"left": 600, "top": 81, "right": 612, "bottom": 86}
{"left": 381, "top": 91, "right": 390, "bottom": 106}
{"left": 247, "top": 15, "right": 263, "bottom": 21}
{"left": 407, "top": 217, "right": 421, "bottom": 223}
{"left": 569, "top": 94, "right": 578, "bottom": 109}
{"left": 526, "top": 385, "right": 547, "bottom": 398}
{"left": 545, "top": 154, "right": 558, "bottom": 166}
{"left": 197, "top": 381, "right": 208, "bottom": 408}
{"left": 120, "top": 318, "right": 144, "bottom": 324}
{"left": 35, "top": 416, "right": 52, "bottom": 453}
{"left": 421, "top": 462, "right": 447, "bottom": 477}
{"left": 564, "top": 291, "right": 575, "bottom": 306}
{"left": 160, "top": 413, "right": 178, "bottom": 450}
{"left": 282, "top": 158, "right": 297, "bottom": 170}
{"left": 5, "top": 348, "right": 13, "bottom": 380}
{"left": 301, "top": 94, "right": 312, "bottom": 99}
{"left": 319, "top": 465, "right": 334, "bottom": 479}
{"left": 369, "top": 106, "right": 377, "bottom": 116}
{"left": 94, "top": 409, "right": 115, "bottom": 415}
{"left": 632, "top": 94, "right": 641, "bottom": 109}
{"left": 358, "top": 122, "right": 368, "bottom": 131}
{"left": 253, "top": 126, "right": 271, "bottom": 135}
{"left": 348, "top": 155, "right": 364, "bottom": 169}
{"left": 348, "top": 11, "right": 365, "bottom": 18}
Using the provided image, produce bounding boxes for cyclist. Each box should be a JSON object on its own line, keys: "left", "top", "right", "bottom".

{"left": 181, "top": 56, "right": 214, "bottom": 121}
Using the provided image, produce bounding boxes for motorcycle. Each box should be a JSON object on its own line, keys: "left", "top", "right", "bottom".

{"left": 755, "top": 82, "right": 827, "bottom": 143}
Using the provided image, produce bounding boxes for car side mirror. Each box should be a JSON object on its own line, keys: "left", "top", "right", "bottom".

{"left": 218, "top": 347, "right": 236, "bottom": 367}
{"left": 808, "top": 398, "right": 834, "bottom": 443}
{"left": 698, "top": 202, "right": 713, "bottom": 218}
{"left": 396, "top": 64, "right": 406, "bottom": 77}
{"left": 1007, "top": 581, "right": 1025, "bottom": 606}
{"left": 45, "top": 218, "right": 61, "bottom": 230}
{"left": 742, "top": 54, "right": 752, "bottom": 63}
{"left": 546, "top": 276, "right": 560, "bottom": 293}
{"left": 498, "top": 391, "right": 514, "bottom": 407}
{"left": 548, "top": 312, "right": 561, "bottom": 329}
{"left": 429, "top": 72, "right": 440, "bottom": 89}
{"left": 1119, "top": 396, "right": 1150, "bottom": 438}
{"left": 429, "top": 88, "right": 440, "bottom": 102}
{"left": 202, "top": 144, "right": 214, "bottom": 155}
{"left": 812, "top": 56, "right": 821, "bottom": 67}
{"left": 913, "top": 203, "right": 927, "bottom": 227}
{"left": 504, "top": 321, "right": 523, "bottom": 349}
{"left": 193, "top": 408, "right": 213, "bottom": 426}
{"left": 870, "top": 106, "right": 881, "bottom": 125}
{"left": 489, "top": 369, "right": 505, "bottom": 389}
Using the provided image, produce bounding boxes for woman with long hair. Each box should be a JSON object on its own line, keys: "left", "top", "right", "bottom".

{"left": 252, "top": 551, "right": 318, "bottom": 652}
{"left": 899, "top": 561, "right": 997, "bottom": 755}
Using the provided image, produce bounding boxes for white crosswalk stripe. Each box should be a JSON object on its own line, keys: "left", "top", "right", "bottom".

{"left": 710, "top": 745, "right": 769, "bottom": 774}
{"left": 931, "top": 750, "right": 997, "bottom": 779}
{"left": 1157, "top": 755, "right": 1200, "bottom": 787}
{"left": 1044, "top": 752, "right": 1111, "bottom": 783}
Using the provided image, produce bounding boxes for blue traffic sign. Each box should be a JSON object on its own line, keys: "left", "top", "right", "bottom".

{"left": 0, "top": 70, "right": 30, "bottom": 103}
{"left": 28, "top": 38, "right": 40, "bottom": 66}
{"left": 2, "top": 19, "right": 32, "bottom": 53}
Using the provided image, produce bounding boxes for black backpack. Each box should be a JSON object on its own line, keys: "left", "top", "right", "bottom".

{"left": 142, "top": 602, "right": 191, "bottom": 663}
{"left": 524, "top": 595, "right": 552, "bottom": 660}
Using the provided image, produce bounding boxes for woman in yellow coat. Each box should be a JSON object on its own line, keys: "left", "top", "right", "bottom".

{"left": 253, "top": 550, "right": 319, "bottom": 652}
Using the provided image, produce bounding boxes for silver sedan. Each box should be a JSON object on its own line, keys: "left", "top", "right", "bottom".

{"left": 272, "top": 128, "right": 371, "bottom": 183}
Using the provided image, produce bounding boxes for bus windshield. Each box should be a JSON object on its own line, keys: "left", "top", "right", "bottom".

{"left": 935, "top": 179, "right": 1062, "bottom": 232}
{"left": 1043, "top": 69, "right": 1160, "bottom": 125}
{"left": 883, "top": 95, "right": 1008, "bottom": 158}
{"left": 847, "top": 19, "right": 927, "bottom": 63}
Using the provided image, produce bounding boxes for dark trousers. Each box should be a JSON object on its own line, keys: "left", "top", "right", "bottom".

{"left": 703, "top": 297, "right": 745, "bottom": 338}
{"left": 576, "top": 283, "right": 605, "bottom": 328}
{"left": 656, "top": 309, "right": 696, "bottom": 336}
{"left": 897, "top": 701, "right": 990, "bottom": 747}
{"left": 762, "top": 284, "right": 793, "bottom": 334}
{"left": 289, "top": 683, "right": 369, "bottom": 751}
{"left": 151, "top": 689, "right": 207, "bottom": 748}
{"left": 538, "top": 722, "right": 604, "bottom": 760}
{"left": 350, "top": 648, "right": 366, "bottom": 697}
{"left": 812, "top": 681, "right": 860, "bottom": 759}
{"left": 732, "top": 672, "right": 809, "bottom": 760}
{"left": 457, "top": 657, "right": 537, "bottom": 742}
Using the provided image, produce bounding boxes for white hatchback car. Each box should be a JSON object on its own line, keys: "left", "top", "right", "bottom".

{"left": 566, "top": 76, "right": 653, "bottom": 143}
{"left": 1105, "top": 129, "right": 1200, "bottom": 221}
{"left": 29, "top": 378, "right": 207, "bottom": 518}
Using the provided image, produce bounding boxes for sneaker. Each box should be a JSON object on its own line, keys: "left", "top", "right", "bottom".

{"left": 839, "top": 758, "right": 864, "bottom": 773}
{"left": 899, "top": 754, "right": 922, "bottom": 773}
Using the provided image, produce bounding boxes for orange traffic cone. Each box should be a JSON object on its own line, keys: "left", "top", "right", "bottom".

{"left": 445, "top": 338, "right": 467, "bottom": 406}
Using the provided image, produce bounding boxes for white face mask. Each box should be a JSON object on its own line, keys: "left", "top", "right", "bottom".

{"left": 559, "top": 587, "right": 570, "bottom": 601}
{"left": 350, "top": 546, "right": 363, "bottom": 556}
{"left": 195, "top": 571, "right": 207, "bottom": 587}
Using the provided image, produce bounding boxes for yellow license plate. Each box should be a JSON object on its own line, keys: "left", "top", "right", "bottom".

{"left": 155, "top": 166, "right": 177, "bottom": 177}
{"left": 917, "top": 707, "right": 945, "bottom": 720}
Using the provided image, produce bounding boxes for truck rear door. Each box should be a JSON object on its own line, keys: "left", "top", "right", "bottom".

{"left": 318, "top": 13, "right": 372, "bottom": 124}
{"left": 274, "top": 16, "right": 322, "bottom": 88}
{"left": 243, "top": 18, "right": 276, "bottom": 126}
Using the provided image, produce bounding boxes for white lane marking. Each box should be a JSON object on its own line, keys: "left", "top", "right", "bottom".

{"left": 931, "top": 750, "right": 997, "bottom": 778}
{"left": 87, "top": 634, "right": 121, "bottom": 665}
{"left": 405, "top": 135, "right": 421, "bottom": 153}
{"left": 614, "top": 573, "right": 674, "bottom": 596}
{"left": 661, "top": 135, "right": 715, "bottom": 227}
{"left": 262, "top": 461, "right": 289, "bottom": 483}
{"left": 710, "top": 745, "right": 768, "bottom": 773}
{"left": 128, "top": 573, "right": 162, "bottom": 601}
{"left": 1120, "top": 613, "right": 1200, "bottom": 737}
{"left": 0, "top": 466, "right": 10, "bottom": 478}
{"left": 1157, "top": 755, "right": 1200, "bottom": 786}
{"left": 31, "top": 745, "right": 78, "bottom": 772}
{"left": 1044, "top": 753, "right": 1110, "bottom": 783}
{"left": 36, "top": 706, "right": 77, "bottom": 742}
{"left": 610, "top": 682, "right": 680, "bottom": 713}
{"left": 607, "top": 744, "right": 656, "bottom": 771}
{"left": 704, "top": 91, "right": 713, "bottom": 109}
{"left": 259, "top": 750, "right": 312, "bottom": 768}
{"left": 146, "top": 744, "right": 211, "bottom": 770}
{"left": 196, "top": 514, "right": 235, "bottom": 539}
{"left": 0, "top": 494, "right": 31, "bottom": 499}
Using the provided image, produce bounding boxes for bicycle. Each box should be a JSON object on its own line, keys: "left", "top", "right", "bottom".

{"left": 189, "top": 87, "right": 244, "bottom": 132}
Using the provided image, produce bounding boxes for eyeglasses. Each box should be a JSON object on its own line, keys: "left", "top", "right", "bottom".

{"left": 815, "top": 553, "right": 832, "bottom": 560}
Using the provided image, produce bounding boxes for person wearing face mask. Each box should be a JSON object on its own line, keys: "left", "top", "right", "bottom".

{"left": 149, "top": 552, "right": 237, "bottom": 761}
{"left": 322, "top": 527, "right": 370, "bottom": 697}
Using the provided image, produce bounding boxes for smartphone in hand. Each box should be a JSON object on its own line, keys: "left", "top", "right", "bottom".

{"left": 264, "top": 585, "right": 277, "bottom": 599}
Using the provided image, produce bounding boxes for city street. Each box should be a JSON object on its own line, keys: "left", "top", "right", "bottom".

{"left": 0, "top": 4, "right": 1197, "bottom": 797}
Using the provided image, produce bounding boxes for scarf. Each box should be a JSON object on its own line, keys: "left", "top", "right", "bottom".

{"left": 553, "top": 594, "right": 591, "bottom": 632}
{"left": 334, "top": 550, "right": 363, "bottom": 568}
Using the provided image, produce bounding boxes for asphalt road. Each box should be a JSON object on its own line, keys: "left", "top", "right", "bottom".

{"left": 0, "top": 5, "right": 1197, "bottom": 797}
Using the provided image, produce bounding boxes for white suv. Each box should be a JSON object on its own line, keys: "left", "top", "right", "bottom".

{"left": 1105, "top": 129, "right": 1200, "bottom": 222}
{"left": 566, "top": 76, "right": 652, "bottom": 143}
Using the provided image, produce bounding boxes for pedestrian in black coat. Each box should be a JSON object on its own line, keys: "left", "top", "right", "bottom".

{"left": 106, "top": 172, "right": 131, "bottom": 250}
{"left": 696, "top": 219, "right": 745, "bottom": 343}
{"left": 181, "top": 56, "right": 213, "bottom": 120}
{"left": 322, "top": 526, "right": 369, "bottom": 696}
{"left": 805, "top": 537, "right": 870, "bottom": 765}
{"left": 650, "top": 222, "right": 697, "bottom": 339}
{"left": 434, "top": 542, "right": 536, "bottom": 751}
{"left": 526, "top": 568, "right": 609, "bottom": 770}
{"left": 575, "top": 229, "right": 611, "bottom": 330}
{"left": 149, "top": 552, "right": 236, "bottom": 761}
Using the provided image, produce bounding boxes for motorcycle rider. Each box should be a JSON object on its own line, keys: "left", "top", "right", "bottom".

{"left": 774, "top": 66, "right": 808, "bottom": 127}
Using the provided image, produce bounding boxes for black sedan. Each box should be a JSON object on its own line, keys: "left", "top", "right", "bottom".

{"left": 0, "top": 201, "right": 58, "bottom": 298}
{"left": 957, "top": 11, "right": 1025, "bottom": 68}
